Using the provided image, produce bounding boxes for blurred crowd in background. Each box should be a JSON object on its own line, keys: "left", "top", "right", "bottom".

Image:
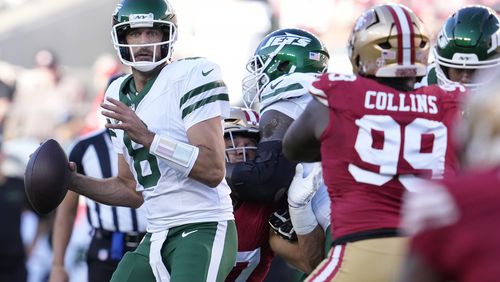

{"left": 0, "top": 0, "right": 498, "bottom": 281}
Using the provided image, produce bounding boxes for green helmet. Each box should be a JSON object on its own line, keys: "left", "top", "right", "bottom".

{"left": 434, "top": 5, "right": 500, "bottom": 89}
{"left": 242, "top": 28, "right": 329, "bottom": 108}
{"left": 111, "top": 0, "right": 177, "bottom": 72}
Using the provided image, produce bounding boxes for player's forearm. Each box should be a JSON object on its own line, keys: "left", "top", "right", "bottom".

{"left": 268, "top": 231, "right": 309, "bottom": 273}
{"left": 283, "top": 99, "right": 325, "bottom": 162}
{"left": 189, "top": 145, "right": 225, "bottom": 187}
{"left": 69, "top": 174, "right": 143, "bottom": 208}
{"left": 148, "top": 124, "right": 225, "bottom": 187}
{"left": 297, "top": 226, "right": 325, "bottom": 273}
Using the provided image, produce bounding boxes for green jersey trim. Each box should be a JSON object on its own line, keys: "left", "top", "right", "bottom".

{"left": 179, "top": 80, "right": 226, "bottom": 108}
{"left": 108, "top": 128, "right": 117, "bottom": 138}
{"left": 427, "top": 67, "right": 438, "bottom": 85}
{"left": 261, "top": 83, "right": 304, "bottom": 102}
{"left": 119, "top": 75, "right": 158, "bottom": 109}
{"left": 176, "top": 57, "right": 204, "bottom": 62}
{"left": 181, "top": 93, "right": 229, "bottom": 119}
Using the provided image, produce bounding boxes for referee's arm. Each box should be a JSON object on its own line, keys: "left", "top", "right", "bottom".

{"left": 50, "top": 190, "right": 79, "bottom": 281}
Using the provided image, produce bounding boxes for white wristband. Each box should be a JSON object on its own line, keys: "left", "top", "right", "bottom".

{"left": 150, "top": 134, "right": 199, "bottom": 177}
{"left": 288, "top": 202, "right": 318, "bottom": 235}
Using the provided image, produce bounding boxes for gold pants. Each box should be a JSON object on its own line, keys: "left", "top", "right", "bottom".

{"left": 306, "top": 237, "right": 408, "bottom": 282}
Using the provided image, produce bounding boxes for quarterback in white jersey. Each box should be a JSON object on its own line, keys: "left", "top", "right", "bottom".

{"left": 105, "top": 57, "right": 233, "bottom": 233}
{"left": 67, "top": 1, "right": 237, "bottom": 281}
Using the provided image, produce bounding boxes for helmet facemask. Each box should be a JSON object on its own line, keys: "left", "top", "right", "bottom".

{"left": 224, "top": 131, "right": 258, "bottom": 163}
{"left": 242, "top": 42, "right": 288, "bottom": 109}
{"left": 111, "top": 16, "right": 177, "bottom": 72}
{"left": 223, "top": 107, "right": 260, "bottom": 163}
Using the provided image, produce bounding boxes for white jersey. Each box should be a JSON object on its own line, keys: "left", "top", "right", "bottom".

{"left": 311, "top": 183, "right": 331, "bottom": 232}
{"left": 260, "top": 72, "right": 332, "bottom": 231}
{"left": 105, "top": 58, "right": 234, "bottom": 233}
{"left": 259, "top": 72, "right": 319, "bottom": 113}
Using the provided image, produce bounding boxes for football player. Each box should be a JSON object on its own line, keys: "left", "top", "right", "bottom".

{"left": 223, "top": 105, "right": 331, "bottom": 279}
{"left": 227, "top": 27, "right": 329, "bottom": 203}
{"left": 283, "top": 4, "right": 465, "bottom": 282}
{"left": 268, "top": 163, "right": 331, "bottom": 276}
{"left": 421, "top": 5, "right": 500, "bottom": 89}
{"left": 226, "top": 27, "right": 332, "bottom": 275}
{"left": 399, "top": 78, "right": 500, "bottom": 282}
{"left": 67, "top": 0, "right": 236, "bottom": 281}
{"left": 223, "top": 107, "right": 276, "bottom": 282}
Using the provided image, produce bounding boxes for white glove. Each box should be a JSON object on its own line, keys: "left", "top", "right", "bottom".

{"left": 288, "top": 163, "right": 323, "bottom": 235}
{"left": 288, "top": 163, "right": 323, "bottom": 208}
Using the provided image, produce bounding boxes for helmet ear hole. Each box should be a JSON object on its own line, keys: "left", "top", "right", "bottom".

{"left": 278, "top": 61, "right": 290, "bottom": 73}
{"left": 378, "top": 42, "right": 392, "bottom": 50}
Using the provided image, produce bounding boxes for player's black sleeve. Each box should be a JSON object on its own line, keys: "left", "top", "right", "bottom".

{"left": 226, "top": 140, "right": 296, "bottom": 203}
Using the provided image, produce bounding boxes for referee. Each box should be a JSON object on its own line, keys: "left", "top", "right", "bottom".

{"left": 49, "top": 129, "right": 147, "bottom": 282}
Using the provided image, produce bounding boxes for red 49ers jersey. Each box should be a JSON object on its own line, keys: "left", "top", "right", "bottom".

{"left": 226, "top": 202, "right": 274, "bottom": 282}
{"left": 411, "top": 167, "right": 500, "bottom": 282}
{"left": 310, "top": 73, "right": 464, "bottom": 242}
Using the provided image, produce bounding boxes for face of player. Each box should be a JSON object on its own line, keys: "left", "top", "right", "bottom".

{"left": 125, "top": 27, "right": 164, "bottom": 62}
{"left": 224, "top": 135, "right": 257, "bottom": 163}
{"left": 447, "top": 68, "right": 476, "bottom": 84}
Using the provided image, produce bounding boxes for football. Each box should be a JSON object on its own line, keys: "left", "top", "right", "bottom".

{"left": 24, "top": 139, "right": 70, "bottom": 214}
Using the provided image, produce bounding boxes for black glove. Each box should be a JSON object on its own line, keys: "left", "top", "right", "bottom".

{"left": 269, "top": 208, "right": 297, "bottom": 242}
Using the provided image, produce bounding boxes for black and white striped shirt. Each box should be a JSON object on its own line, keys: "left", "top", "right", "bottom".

{"left": 69, "top": 129, "right": 147, "bottom": 233}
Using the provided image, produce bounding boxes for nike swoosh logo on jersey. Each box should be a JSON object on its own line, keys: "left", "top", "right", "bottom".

{"left": 181, "top": 230, "right": 198, "bottom": 238}
{"left": 202, "top": 69, "right": 214, "bottom": 76}
{"left": 270, "top": 80, "right": 283, "bottom": 90}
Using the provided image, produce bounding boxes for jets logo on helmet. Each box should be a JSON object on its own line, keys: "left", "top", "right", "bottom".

{"left": 242, "top": 28, "right": 329, "bottom": 108}
{"left": 128, "top": 13, "right": 155, "bottom": 27}
{"left": 436, "top": 29, "right": 449, "bottom": 50}
{"left": 488, "top": 32, "right": 500, "bottom": 54}
{"left": 261, "top": 33, "right": 312, "bottom": 49}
